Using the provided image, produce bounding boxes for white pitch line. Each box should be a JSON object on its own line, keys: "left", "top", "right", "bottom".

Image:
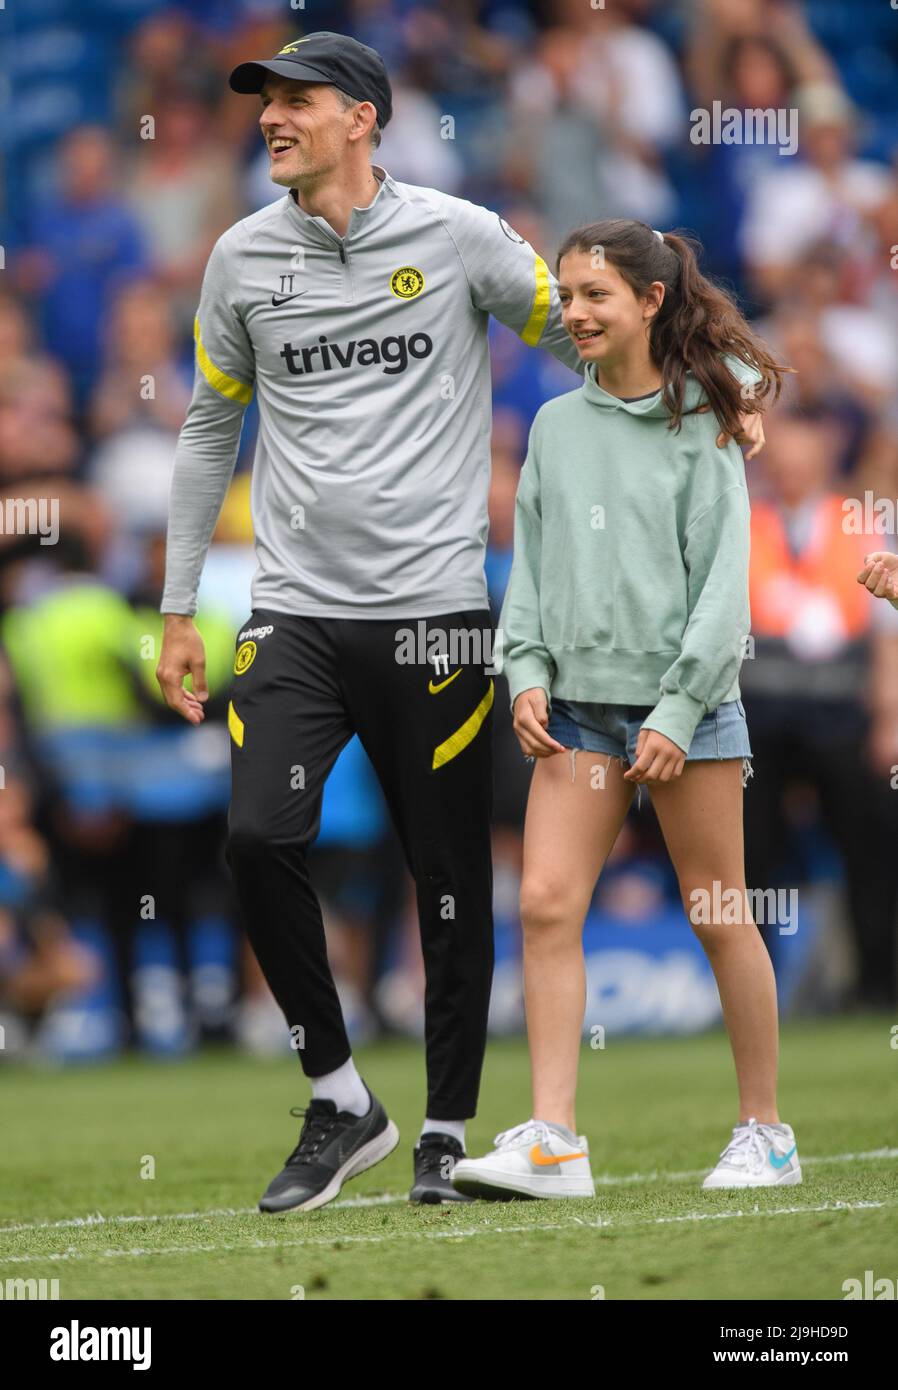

{"left": 0, "top": 1206, "right": 258, "bottom": 1236}
{"left": 2, "top": 1147, "right": 894, "bottom": 1239}
{"left": 0, "top": 1192, "right": 401, "bottom": 1236}
{"left": 0, "top": 1199, "right": 892, "bottom": 1268}
{"left": 593, "top": 1146, "right": 898, "bottom": 1186}
{"left": 647, "top": 1198, "right": 888, "bottom": 1226}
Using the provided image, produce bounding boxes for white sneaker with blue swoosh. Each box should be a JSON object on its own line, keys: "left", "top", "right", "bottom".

{"left": 702, "top": 1117, "right": 802, "bottom": 1189}
{"left": 450, "top": 1119, "right": 595, "bottom": 1200}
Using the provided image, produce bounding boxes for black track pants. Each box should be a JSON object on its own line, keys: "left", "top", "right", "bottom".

{"left": 225, "top": 608, "right": 495, "bottom": 1119}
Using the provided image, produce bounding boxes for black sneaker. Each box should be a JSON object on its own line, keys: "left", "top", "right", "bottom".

{"left": 259, "top": 1084, "right": 399, "bottom": 1214}
{"left": 409, "top": 1133, "right": 472, "bottom": 1204}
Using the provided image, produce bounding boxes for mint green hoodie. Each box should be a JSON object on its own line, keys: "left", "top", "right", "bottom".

{"left": 499, "top": 359, "right": 752, "bottom": 754}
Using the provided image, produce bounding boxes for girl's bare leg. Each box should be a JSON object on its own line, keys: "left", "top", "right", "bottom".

{"left": 521, "top": 750, "right": 634, "bottom": 1132}
{"left": 649, "top": 760, "right": 779, "bottom": 1123}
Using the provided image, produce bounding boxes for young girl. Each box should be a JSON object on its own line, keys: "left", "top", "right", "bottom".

{"left": 452, "top": 219, "right": 796, "bottom": 1198}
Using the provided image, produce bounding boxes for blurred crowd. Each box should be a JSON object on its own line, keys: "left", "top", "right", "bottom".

{"left": 1, "top": 0, "right": 897, "bottom": 1059}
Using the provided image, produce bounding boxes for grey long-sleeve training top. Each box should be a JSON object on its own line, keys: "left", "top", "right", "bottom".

{"left": 160, "top": 164, "right": 582, "bottom": 620}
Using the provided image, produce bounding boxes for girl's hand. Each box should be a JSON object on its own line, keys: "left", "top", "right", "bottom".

{"left": 512, "top": 688, "right": 565, "bottom": 758}
{"left": 624, "top": 728, "right": 686, "bottom": 784}
{"left": 858, "top": 551, "right": 898, "bottom": 606}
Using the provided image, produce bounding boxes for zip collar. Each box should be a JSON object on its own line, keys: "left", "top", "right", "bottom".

{"left": 285, "top": 164, "right": 396, "bottom": 249}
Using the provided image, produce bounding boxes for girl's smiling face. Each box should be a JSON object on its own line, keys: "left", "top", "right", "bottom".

{"left": 557, "top": 250, "right": 665, "bottom": 369}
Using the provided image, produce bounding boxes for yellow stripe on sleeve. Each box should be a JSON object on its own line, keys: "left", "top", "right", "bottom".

{"left": 194, "top": 316, "right": 253, "bottom": 406}
{"left": 227, "top": 699, "right": 244, "bottom": 748}
{"left": 432, "top": 679, "right": 494, "bottom": 770}
{"left": 519, "top": 256, "right": 551, "bottom": 347}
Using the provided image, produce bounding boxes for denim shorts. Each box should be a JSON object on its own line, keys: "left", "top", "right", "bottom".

{"left": 546, "top": 697, "right": 753, "bottom": 789}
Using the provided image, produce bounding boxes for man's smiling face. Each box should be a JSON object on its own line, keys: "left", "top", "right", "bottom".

{"left": 259, "top": 77, "right": 354, "bottom": 185}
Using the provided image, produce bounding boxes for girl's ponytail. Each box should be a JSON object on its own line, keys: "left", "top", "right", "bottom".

{"left": 556, "top": 220, "right": 790, "bottom": 437}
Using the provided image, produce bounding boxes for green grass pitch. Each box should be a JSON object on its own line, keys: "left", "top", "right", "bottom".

{"left": 2, "top": 1016, "right": 895, "bottom": 1300}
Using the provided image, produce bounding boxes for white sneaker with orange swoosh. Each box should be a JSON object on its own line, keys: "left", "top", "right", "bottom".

{"left": 450, "top": 1119, "right": 595, "bottom": 1200}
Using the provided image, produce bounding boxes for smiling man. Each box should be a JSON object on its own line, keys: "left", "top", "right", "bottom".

{"left": 157, "top": 29, "right": 588, "bottom": 1214}
{"left": 156, "top": 30, "right": 762, "bottom": 1216}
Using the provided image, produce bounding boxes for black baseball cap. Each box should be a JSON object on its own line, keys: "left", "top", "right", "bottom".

{"left": 229, "top": 31, "right": 393, "bottom": 130}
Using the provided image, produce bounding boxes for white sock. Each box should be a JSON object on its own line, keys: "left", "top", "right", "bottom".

{"left": 421, "top": 1117, "right": 466, "bottom": 1149}
{"left": 310, "top": 1058, "right": 370, "bottom": 1116}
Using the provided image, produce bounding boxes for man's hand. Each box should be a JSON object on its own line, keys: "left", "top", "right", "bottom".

{"left": 696, "top": 404, "right": 765, "bottom": 459}
{"left": 623, "top": 727, "right": 685, "bottom": 784}
{"left": 156, "top": 614, "right": 209, "bottom": 724}
{"left": 719, "top": 409, "right": 765, "bottom": 460}
{"left": 512, "top": 688, "right": 565, "bottom": 758}
{"left": 858, "top": 551, "right": 898, "bottom": 607}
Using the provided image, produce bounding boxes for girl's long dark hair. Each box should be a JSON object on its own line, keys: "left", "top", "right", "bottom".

{"left": 555, "top": 219, "right": 790, "bottom": 437}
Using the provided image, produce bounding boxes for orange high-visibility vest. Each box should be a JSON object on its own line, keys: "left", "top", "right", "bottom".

{"left": 749, "top": 495, "right": 872, "bottom": 644}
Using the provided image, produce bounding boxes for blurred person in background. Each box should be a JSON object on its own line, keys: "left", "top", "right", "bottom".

{"left": 348, "top": 77, "right": 464, "bottom": 193}
{"left": 741, "top": 415, "right": 898, "bottom": 1009}
{"left": 0, "top": 358, "right": 81, "bottom": 486}
{"left": 114, "top": 8, "right": 221, "bottom": 138}
{"left": 0, "top": 293, "right": 39, "bottom": 380}
{"left": 740, "top": 81, "right": 893, "bottom": 304}
{"left": 397, "top": 0, "right": 517, "bottom": 105}
{"left": 865, "top": 189, "right": 898, "bottom": 375}
{"left": 1, "top": 510, "right": 238, "bottom": 1049}
{"left": 685, "top": 0, "right": 835, "bottom": 114}
{"left": 124, "top": 86, "right": 242, "bottom": 336}
{"left": 0, "top": 764, "right": 98, "bottom": 1056}
{"left": 755, "top": 234, "right": 898, "bottom": 478}
{"left": 0, "top": 340, "right": 103, "bottom": 616}
{"left": 766, "top": 237, "right": 898, "bottom": 410}
{"left": 1, "top": 523, "right": 141, "bottom": 1044}
{"left": 124, "top": 527, "right": 238, "bottom": 1051}
{"left": 505, "top": 0, "right": 684, "bottom": 243}
{"left": 12, "top": 127, "right": 148, "bottom": 412}
{"left": 682, "top": 0, "right": 841, "bottom": 294}
{"left": 683, "top": 34, "right": 799, "bottom": 296}
{"left": 760, "top": 309, "right": 873, "bottom": 477}
{"left": 89, "top": 280, "right": 194, "bottom": 440}
{"left": 86, "top": 282, "right": 195, "bottom": 596}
